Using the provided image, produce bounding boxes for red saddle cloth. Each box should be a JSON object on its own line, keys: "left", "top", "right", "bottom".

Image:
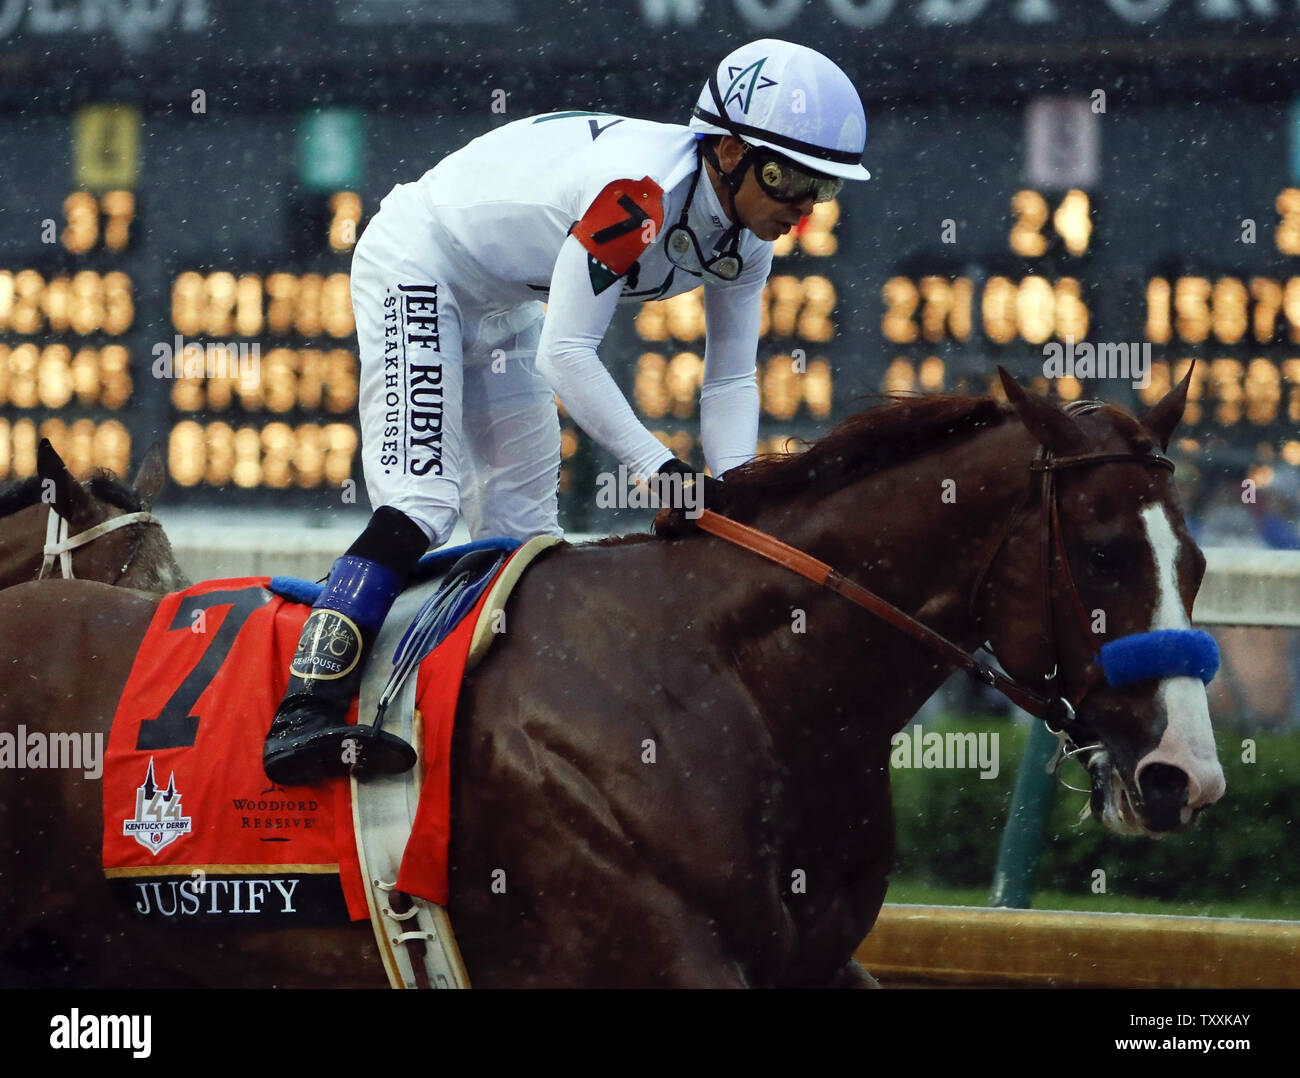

{"left": 102, "top": 571, "right": 502, "bottom": 923}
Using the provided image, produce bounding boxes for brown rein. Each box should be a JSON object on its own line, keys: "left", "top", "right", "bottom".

{"left": 696, "top": 508, "right": 1063, "bottom": 720}
{"left": 695, "top": 440, "right": 1175, "bottom": 733}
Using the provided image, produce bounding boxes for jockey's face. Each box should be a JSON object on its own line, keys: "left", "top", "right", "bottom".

{"left": 709, "top": 136, "right": 816, "bottom": 242}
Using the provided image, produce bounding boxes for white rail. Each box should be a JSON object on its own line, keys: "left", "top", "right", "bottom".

{"left": 1195, "top": 547, "right": 1300, "bottom": 628}
{"left": 159, "top": 516, "right": 1300, "bottom": 629}
{"left": 159, "top": 511, "right": 602, "bottom": 584}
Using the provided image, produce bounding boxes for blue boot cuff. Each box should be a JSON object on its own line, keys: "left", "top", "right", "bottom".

{"left": 314, "top": 555, "right": 405, "bottom": 632}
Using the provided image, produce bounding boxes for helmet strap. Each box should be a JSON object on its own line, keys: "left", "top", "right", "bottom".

{"left": 699, "top": 137, "right": 754, "bottom": 230}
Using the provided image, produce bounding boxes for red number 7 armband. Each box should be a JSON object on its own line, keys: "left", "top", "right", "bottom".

{"left": 571, "top": 177, "right": 665, "bottom": 277}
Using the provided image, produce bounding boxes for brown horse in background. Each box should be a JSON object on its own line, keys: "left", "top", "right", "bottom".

{"left": 0, "top": 374, "right": 1222, "bottom": 987}
{"left": 0, "top": 440, "right": 187, "bottom": 593}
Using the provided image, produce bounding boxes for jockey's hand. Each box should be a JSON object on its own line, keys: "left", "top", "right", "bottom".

{"left": 651, "top": 458, "right": 724, "bottom": 538}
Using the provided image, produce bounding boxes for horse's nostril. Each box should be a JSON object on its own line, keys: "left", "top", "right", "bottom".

{"left": 1139, "top": 762, "right": 1190, "bottom": 830}
{"left": 1140, "top": 762, "right": 1188, "bottom": 800}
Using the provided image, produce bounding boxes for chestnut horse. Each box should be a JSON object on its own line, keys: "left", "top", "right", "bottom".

{"left": 0, "top": 374, "right": 1223, "bottom": 987}
{"left": 0, "top": 440, "right": 186, "bottom": 593}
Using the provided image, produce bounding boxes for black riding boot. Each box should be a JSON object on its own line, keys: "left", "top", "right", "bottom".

{"left": 263, "top": 507, "right": 428, "bottom": 786}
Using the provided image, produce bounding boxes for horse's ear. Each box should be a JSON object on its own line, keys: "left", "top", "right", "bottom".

{"left": 1143, "top": 364, "right": 1192, "bottom": 451}
{"left": 37, "top": 439, "right": 93, "bottom": 524}
{"left": 130, "top": 442, "right": 167, "bottom": 509}
{"left": 997, "top": 367, "right": 1088, "bottom": 456}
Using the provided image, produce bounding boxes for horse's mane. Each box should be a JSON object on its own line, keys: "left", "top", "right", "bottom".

{"left": 0, "top": 469, "right": 142, "bottom": 519}
{"left": 713, "top": 393, "right": 1012, "bottom": 521}
{"left": 581, "top": 393, "right": 1014, "bottom": 547}
{"left": 0, "top": 477, "right": 42, "bottom": 519}
{"left": 86, "top": 471, "right": 145, "bottom": 513}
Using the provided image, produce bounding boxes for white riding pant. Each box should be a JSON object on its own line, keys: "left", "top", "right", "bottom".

{"left": 352, "top": 187, "right": 563, "bottom": 547}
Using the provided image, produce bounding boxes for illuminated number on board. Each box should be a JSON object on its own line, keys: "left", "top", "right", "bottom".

{"left": 772, "top": 200, "right": 840, "bottom": 258}
{"left": 1276, "top": 189, "right": 1300, "bottom": 255}
{"left": 882, "top": 277, "right": 919, "bottom": 343}
{"left": 1283, "top": 278, "right": 1300, "bottom": 344}
{"left": 329, "top": 191, "right": 362, "bottom": 252}
{"left": 797, "top": 276, "right": 835, "bottom": 342}
{"left": 1052, "top": 191, "right": 1092, "bottom": 256}
{"left": 168, "top": 421, "right": 356, "bottom": 490}
{"left": 762, "top": 355, "right": 799, "bottom": 420}
{"left": 982, "top": 277, "right": 1018, "bottom": 344}
{"left": 1211, "top": 277, "right": 1248, "bottom": 345}
{"left": 1054, "top": 278, "right": 1088, "bottom": 340}
{"left": 635, "top": 353, "right": 668, "bottom": 418}
{"left": 1015, "top": 276, "right": 1055, "bottom": 344}
{"left": 917, "top": 276, "right": 973, "bottom": 343}
{"left": 1146, "top": 277, "right": 1171, "bottom": 344}
{"left": 1250, "top": 278, "right": 1282, "bottom": 343}
{"left": 0, "top": 417, "right": 130, "bottom": 480}
{"left": 1174, "top": 277, "right": 1211, "bottom": 344}
{"left": 1010, "top": 190, "right": 1091, "bottom": 257}
{"left": 62, "top": 193, "right": 99, "bottom": 255}
{"left": 61, "top": 190, "right": 134, "bottom": 254}
{"left": 101, "top": 190, "right": 134, "bottom": 251}
{"left": 1010, "top": 191, "right": 1049, "bottom": 257}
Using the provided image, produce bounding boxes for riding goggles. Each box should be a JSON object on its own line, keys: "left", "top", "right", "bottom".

{"left": 747, "top": 145, "right": 843, "bottom": 205}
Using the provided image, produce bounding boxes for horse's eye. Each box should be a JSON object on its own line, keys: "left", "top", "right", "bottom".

{"left": 1087, "top": 543, "right": 1126, "bottom": 575}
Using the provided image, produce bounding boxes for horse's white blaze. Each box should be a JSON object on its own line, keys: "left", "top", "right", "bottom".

{"left": 1134, "top": 504, "right": 1225, "bottom": 822}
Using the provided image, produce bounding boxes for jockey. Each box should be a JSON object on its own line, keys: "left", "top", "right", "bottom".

{"left": 263, "top": 38, "right": 872, "bottom": 785}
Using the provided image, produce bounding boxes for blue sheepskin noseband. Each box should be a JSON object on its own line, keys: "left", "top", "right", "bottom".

{"left": 1099, "top": 629, "right": 1220, "bottom": 688}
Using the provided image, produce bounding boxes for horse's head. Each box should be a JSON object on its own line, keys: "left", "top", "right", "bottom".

{"left": 37, "top": 437, "right": 164, "bottom": 528}
{"left": 978, "top": 368, "right": 1223, "bottom": 837}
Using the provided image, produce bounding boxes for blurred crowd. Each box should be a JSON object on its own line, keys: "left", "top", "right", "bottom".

{"left": 1178, "top": 446, "right": 1300, "bottom": 731}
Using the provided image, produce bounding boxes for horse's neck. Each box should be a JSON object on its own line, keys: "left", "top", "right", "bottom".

{"left": 713, "top": 421, "right": 1034, "bottom": 762}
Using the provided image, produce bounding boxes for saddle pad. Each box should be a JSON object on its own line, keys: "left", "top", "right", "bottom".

{"left": 103, "top": 540, "right": 552, "bottom": 925}
{"left": 345, "top": 537, "right": 556, "bottom": 907}
{"left": 101, "top": 578, "right": 369, "bottom": 924}
{"left": 389, "top": 578, "right": 500, "bottom": 904}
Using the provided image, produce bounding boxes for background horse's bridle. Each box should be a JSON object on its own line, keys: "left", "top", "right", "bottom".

{"left": 40, "top": 504, "right": 163, "bottom": 584}
{"left": 696, "top": 409, "right": 1176, "bottom": 745}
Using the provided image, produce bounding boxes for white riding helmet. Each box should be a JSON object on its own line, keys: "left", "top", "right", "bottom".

{"left": 690, "top": 39, "right": 870, "bottom": 182}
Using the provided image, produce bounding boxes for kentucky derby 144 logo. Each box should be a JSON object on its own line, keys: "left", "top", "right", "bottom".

{"left": 123, "top": 757, "right": 193, "bottom": 854}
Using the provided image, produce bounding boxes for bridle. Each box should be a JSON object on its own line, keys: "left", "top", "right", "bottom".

{"left": 40, "top": 504, "right": 163, "bottom": 584}
{"left": 695, "top": 406, "right": 1177, "bottom": 751}
{"left": 966, "top": 401, "right": 1176, "bottom": 743}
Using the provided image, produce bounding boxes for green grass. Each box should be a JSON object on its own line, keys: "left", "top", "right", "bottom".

{"left": 885, "top": 879, "right": 1300, "bottom": 921}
